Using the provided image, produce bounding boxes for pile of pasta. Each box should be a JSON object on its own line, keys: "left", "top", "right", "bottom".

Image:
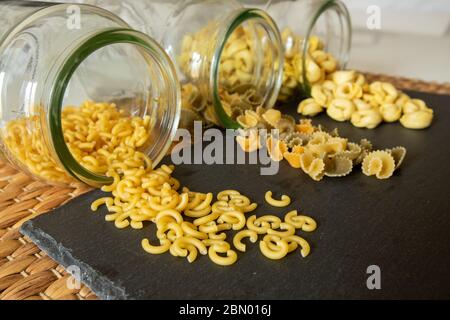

{"left": 278, "top": 28, "right": 434, "bottom": 129}
{"left": 1, "top": 101, "right": 152, "bottom": 184}
{"left": 3, "top": 116, "right": 73, "bottom": 184}
{"left": 93, "top": 161, "right": 318, "bottom": 264}
{"left": 236, "top": 107, "right": 407, "bottom": 181}
{"left": 298, "top": 71, "right": 434, "bottom": 130}
{"left": 61, "top": 101, "right": 152, "bottom": 175}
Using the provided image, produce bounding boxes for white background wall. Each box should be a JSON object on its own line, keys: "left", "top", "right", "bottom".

{"left": 342, "top": 0, "right": 450, "bottom": 83}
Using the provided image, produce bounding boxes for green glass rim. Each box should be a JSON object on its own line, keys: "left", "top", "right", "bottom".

{"left": 48, "top": 28, "right": 176, "bottom": 187}
{"left": 301, "top": 0, "right": 352, "bottom": 96}
{"left": 211, "top": 8, "right": 283, "bottom": 129}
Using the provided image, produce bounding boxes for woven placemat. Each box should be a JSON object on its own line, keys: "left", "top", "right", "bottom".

{"left": 0, "top": 74, "right": 449, "bottom": 300}
{"left": 0, "top": 162, "right": 95, "bottom": 300}
{"left": 364, "top": 72, "right": 450, "bottom": 96}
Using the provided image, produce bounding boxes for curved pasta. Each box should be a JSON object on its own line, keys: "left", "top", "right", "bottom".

{"left": 90, "top": 197, "right": 113, "bottom": 211}
{"left": 181, "top": 222, "right": 208, "bottom": 240}
{"left": 259, "top": 236, "right": 289, "bottom": 260}
{"left": 266, "top": 222, "right": 296, "bottom": 237}
{"left": 155, "top": 210, "right": 183, "bottom": 224}
{"left": 254, "top": 215, "right": 282, "bottom": 229}
{"left": 218, "top": 211, "right": 246, "bottom": 230}
{"left": 173, "top": 237, "right": 208, "bottom": 256}
{"left": 264, "top": 191, "right": 291, "bottom": 207}
{"left": 142, "top": 238, "right": 171, "bottom": 255}
{"left": 362, "top": 150, "right": 396, "bottom": 179}
{"left": 233, "top": 230, "right": 258, "bottom": 252}
{"left": 208, "top": 246, "right": 238, "bottom": 266}
{"left": 299, "top": 151, "right": 325, "bottom": 181}
{"left": 246, "top": 215, "right": 269, "bottom": 234}
{"left": 283, "top": 235, "right": 311, "bottom": 257}
{"left": 284, "top": 210, "right": 317, "bottom": 232}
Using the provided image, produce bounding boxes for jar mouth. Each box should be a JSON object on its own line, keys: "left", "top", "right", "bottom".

{"left": 302, "top": 0, "right": 352, "bottom": 95}
{"left": 211, "top": 8, "right": 284, "bottom": 129}
{"left": 48, "top": 28, "right": 180, "bottom": 187}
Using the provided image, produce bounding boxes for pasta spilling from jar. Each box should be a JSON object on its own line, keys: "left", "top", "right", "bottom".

{"left": 178, "top": 25, "right": 271, "bottom": 127}
{"left": 1, "top": 101, "right": 152, "bottom": 184}
{"left": 65, "top": 101, "right": 319, "bottom": 266}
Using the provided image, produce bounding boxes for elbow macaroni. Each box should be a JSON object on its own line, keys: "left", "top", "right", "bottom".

{"left": 264, "top": 191, "right": 291, "bottom": 207}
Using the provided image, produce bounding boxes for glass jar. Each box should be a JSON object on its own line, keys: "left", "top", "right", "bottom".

{"left": 241, "top": 0, "right": 352, "bottom": 98}
{"left": 42, "top": 0, "right": 284, "bottom": 129}
{"left": 0, "top": 1, "right": 180, "bottom": 187}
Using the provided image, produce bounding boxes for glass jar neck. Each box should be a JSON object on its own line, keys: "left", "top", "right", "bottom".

{"left": 302, "top": 0, "right": 351, "bottom": 69}
{"left": 164, "top": 3, "right": 283, "bottom": 129}
{"left": 260, "top": 0, "right": 351, "bottom": 96}
{"left": 211, "top": 8, "right": 284, "bottom": 128}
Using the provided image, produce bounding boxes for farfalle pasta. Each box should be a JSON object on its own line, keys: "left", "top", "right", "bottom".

{"left": 236, "top": 109, "right": 407, "bottom": 181}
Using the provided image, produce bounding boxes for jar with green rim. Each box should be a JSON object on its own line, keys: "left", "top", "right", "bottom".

{"left": 242, "top": 0, "right": 352, "bottom": 99}
{"left": 41, "top": 0, "right": 285, "bottom": 129}
{"left": 0, "top": 1, "right": 180, "bottom": 187}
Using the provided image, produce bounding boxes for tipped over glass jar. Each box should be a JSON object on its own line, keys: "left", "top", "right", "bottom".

{"left": 0, "top": 1, "right": 180, "bottom": 186}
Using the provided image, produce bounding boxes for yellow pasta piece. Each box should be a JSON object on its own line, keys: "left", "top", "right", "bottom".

{"left": 208, "top": 245, "right": 238, "bottom": 266}
{"left": 400, "top": 109, "right": 434, "bottom": 129}
{"left": 361, "top": 150, "right": 396, "bottom": 179}
{"left": 246, "top": 215, "right": 269, "bottom": 234}
{"left": 284, "top": 211, "right": 318, "bottom": 232}
{"left": 217, "top": 190, "right": 241, "bottom": 201}
{"left": 142, "top": 238, "right": 171, "bottom": 255}
{"left": 326, "top": 98, "right": 355, "bottom": 122}
{"left": 262, "top": 109, "right": 282, "bottom": 127}
{"left": 90, "top": 197, "right": 113, "bottom": 211}
{"left": 283, "top": 235, "right": 311, "bottom": 258}
{"left": 154, "top": 209, "right": 183, "bottom": 224}
{"left": 181, "top": 222, "right": 208, "bottom": 240}
{"left": 254, "top": 215, "right": 282, "bottom": 229}
{"left": 184, "top": 206, "right": 212, "bottom": 218}
{"left": 173, "top": 237, "right": 208, "bottom": 256}
{"left": 259, "top": 235, "right": 289, "bottom": 260}
{"left": 233, "top": 230, "right": 258, "bottom": 252}
{"left": 218, "top": 211, "right": 246, "bottom": 230}
{"left": 266, "top": 222, "right": 296, "bottom": 237}
{"left": 264, "top": 191, "right": 291, "bottom": 207}
{"left": 266, "top": 137, "right": 288, "bottom": 162}
{"left": 297, "top": 98, "right": 323, "bottom": 117}
{"left": 199, "top": 222, "right": 231, "bottom": 234}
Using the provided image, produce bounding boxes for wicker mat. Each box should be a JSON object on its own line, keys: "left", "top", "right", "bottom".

{"left": 0, "top": 74, "right": 449, "bottom": 300}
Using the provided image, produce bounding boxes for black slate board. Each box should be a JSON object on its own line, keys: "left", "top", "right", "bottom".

{"left": 21, "top": 91, "right": 450, "bottom": 300}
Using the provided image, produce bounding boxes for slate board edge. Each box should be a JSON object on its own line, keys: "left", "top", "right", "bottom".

{"left": 20, "top": 220, "right": 128, "bottom": 300}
